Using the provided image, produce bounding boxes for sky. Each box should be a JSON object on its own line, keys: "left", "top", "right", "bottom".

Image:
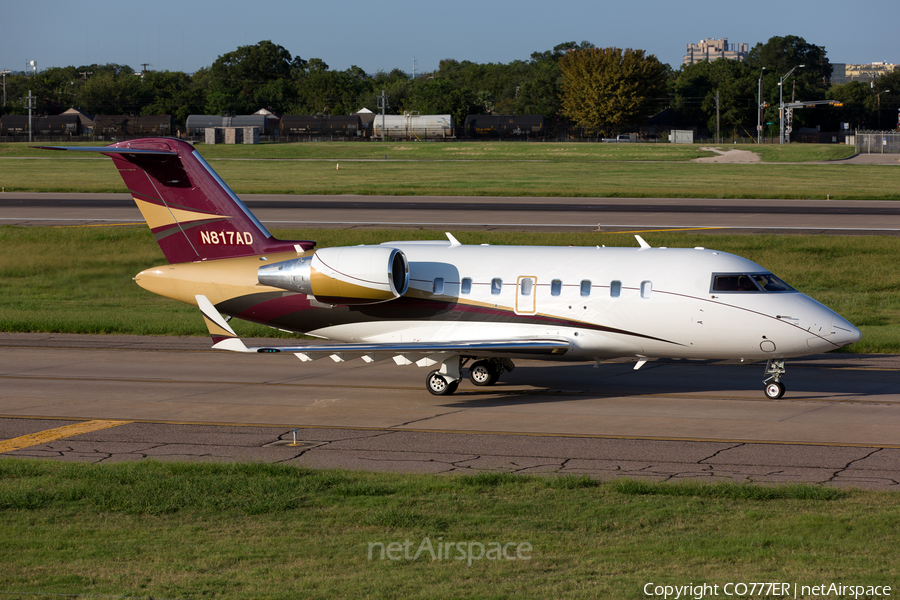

{"left": 2, "top": 0, "right": 898, "bottom": 76}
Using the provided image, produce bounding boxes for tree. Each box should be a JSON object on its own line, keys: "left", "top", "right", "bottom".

{"left": 406, "top": 77, "right": 478, "bottom": 127}
{"left": 559, "top": 47, "right": 667, "bottom": 135}
{"left": 871, "top": 70, "right": 900, "bottom": 130}
{"left": 672, "top": 59, "right": 756, "bottom": 138}
{"left": 749, "top": 36, "right": 832, "bottom": 133}
{"left": 748, "top": 36, "right": 831, "bottom": 86}
{"left": 140, "top": 70, "right": 205, "bottom": 123}
{"left": 207, "top": 40, "right": 294, "bottom": 114}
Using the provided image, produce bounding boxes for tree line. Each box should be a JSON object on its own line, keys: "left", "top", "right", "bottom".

{"left": 2, "top": 36, "right": 898, "bottom": 137}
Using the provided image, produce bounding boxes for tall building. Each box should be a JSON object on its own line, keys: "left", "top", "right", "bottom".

{"left": 831, "top": 62, "right": 898, "bottom": 85}
{"left": 683, "top": 38, "right": 748, "bottom": 65}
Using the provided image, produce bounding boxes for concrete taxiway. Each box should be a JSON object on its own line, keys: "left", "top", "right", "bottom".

{"left": 3, "top": 193, "right": 900, "bottom": 235}
{"left": 2, "top": 334, "right": 899, "bottom": 489}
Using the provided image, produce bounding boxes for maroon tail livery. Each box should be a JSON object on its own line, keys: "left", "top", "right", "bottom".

{"left": 39, "top": 138, "right": 313, "bottom": 263}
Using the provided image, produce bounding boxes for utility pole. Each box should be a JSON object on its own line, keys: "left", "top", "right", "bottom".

{"left": 757, "top": 67, "right": 766, "bottom": 144}
{"left": 875, "top": 89, "right": 891, "bottom": 130}
{"left": 25, "top": 90, "right": 36, "bottom": 142}
{"left": 377, "top": 90, "right": 389, "bottom": 142}
{"left": 0, "top": 70, "right": 10, "bottom": 106}
{"left": 778, "top": 65, "right": 804, "bottom": 144}
{"left": 715, "top": 90, "right": 720, "bottom": 143}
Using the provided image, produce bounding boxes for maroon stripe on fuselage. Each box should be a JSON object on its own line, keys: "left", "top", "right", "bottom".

{"left": 215, "top": 293, "right": 682, "bottom": 345}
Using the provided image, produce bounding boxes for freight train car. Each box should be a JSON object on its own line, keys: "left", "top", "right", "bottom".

{"left": 372, "top": 113, "right": 453, "bottom": 139}
{"left": 185, "top": 115, "right": 270, "bottom": 136}
{"left": 0, "top": 114, "right": 81, "bottom": 136}
{"left": 93, "top": 115, "right": 173, "bottom": 137}
{"left": 464, "top": 115, "right": 546, "bottom": 139}
{"left": 280, "top": 115, "right": 369, "bottom": 138}
{"left": 0, "top": 115, "right": 30, "bottom": 136}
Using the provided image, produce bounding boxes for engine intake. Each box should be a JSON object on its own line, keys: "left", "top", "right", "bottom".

{"left": 258, "top": 246, "right": 408, "bottom": 305}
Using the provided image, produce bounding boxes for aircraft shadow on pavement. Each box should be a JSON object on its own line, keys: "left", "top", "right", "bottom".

{"left": 436, "top": 361, "right": 873, "bottom": 408}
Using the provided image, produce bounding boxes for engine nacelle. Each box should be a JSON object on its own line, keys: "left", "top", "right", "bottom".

{"left": 258, "top": 246, "right": 409, "bottom": 305}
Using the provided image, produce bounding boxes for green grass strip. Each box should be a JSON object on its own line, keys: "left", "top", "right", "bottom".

{"left": 2, "top": 142, "right": 886, "bottom": 199}
{"left": 0, "top": 458, "right": 896, "bottom": 599}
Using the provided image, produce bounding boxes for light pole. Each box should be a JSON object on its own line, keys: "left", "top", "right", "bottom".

{"left": 0, "top": 70, "right": 10, "bottom": 107}
{"left": 876, "top": 90, "right": 891, "bottom": 130}
{"left": 778, "top": 65, "right": 804, "bottom": 144}
{"left": 757, "top": 67, "right": 766, "bottom": 144}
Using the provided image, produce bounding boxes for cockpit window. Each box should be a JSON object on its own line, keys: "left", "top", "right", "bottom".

{"left": 711, "top": 273, "right": 794, "bottom": 293}
{"left": 750, "top": 273, "right": 794, "bottom": 292}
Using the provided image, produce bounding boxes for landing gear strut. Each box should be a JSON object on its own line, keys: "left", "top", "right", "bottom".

{"left": 763, "top": 359, "right": 786, "bottom": 399}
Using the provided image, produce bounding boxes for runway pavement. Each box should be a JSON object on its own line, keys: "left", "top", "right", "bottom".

{"left": 1, "top": 333, "right": 899, "bottom": 489}
{"left": 3, "top": 193, "right": 900, "bottom": 234}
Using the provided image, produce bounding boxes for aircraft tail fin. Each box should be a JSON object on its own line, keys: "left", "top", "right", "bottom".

{"left": 39, "top": 138, "right": 313, "bottom": 263}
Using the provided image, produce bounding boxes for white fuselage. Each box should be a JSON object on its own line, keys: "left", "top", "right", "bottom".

{"left": 305, "top": 241, "right": 860, "bottom": 362}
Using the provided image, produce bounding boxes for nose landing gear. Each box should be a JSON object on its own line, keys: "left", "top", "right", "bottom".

{"left": 763, "top": 358, "right": 786, "bottom": 399}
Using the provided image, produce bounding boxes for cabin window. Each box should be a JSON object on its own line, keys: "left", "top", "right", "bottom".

{"left": 711, "top": 273, "right": 795, "bottom": 293}
{"left": 580, "top": 280, "right": 592, "bottom": 297}
{"left": 433, "top": 278, "right": 444, "bottom": 294}
{"left": 551, "top": 279, "right": 562, "bottom": 296}
{"left": 491, "top": 278, "right": 503, "bottom": 295}
{"left": 610, "top": 280, "right": 621, "bottom": 297}
{"left": 641, "top": 281, "right": 652, "bottom": 299}
{"left": 520, "top": 278, "right": 533, "bottom": 296}
{"left": 460, "top": 278, "right": 472, "bottom": 295}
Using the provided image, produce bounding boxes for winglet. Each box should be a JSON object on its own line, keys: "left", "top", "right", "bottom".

{"left": 195, "top": 295, "right": 250, "bottom": 352}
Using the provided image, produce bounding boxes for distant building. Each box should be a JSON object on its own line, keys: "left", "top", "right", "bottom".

{"left": 683, "top": 38, "right": 748, "bottom": 65}
{"left": 831, "top": 62, "right": 898, "bottom": 85}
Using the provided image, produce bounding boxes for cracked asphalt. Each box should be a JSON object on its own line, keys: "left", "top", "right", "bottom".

{"left": 3, "top": 420, "right": 899, "bottom": 489}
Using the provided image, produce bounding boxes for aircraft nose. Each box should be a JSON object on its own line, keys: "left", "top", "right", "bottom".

{"left": 830, "top": 312, "right": 862, "bottom": 348}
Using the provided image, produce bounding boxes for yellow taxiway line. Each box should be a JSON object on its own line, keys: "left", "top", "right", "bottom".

{"left": 0, "top": 420, "right": 131, "bottom": 454}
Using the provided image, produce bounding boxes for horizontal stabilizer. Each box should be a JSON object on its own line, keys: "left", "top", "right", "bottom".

{"left": 36, "top": 146, "right": 176, "bottom": 155}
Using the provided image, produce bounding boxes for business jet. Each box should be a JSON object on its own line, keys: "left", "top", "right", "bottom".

{"left": 40, "top": 138, "right": 861, "bottom": 399}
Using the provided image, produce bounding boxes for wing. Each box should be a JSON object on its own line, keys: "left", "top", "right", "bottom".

{"left": 196, "top": 295, "right": 571, "bottom": 367}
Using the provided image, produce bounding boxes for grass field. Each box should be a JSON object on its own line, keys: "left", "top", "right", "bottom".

{"left": 1, "top": 459, "right": 897, "bottom": 599}
{"left": 0, "top": 140, "right": 858, "bottom": 162}
{"left": 1, "top": 226, "right": 897, "bottom": 353}
{"left": 2, "top": 141, "right": 890, "bottom": 199}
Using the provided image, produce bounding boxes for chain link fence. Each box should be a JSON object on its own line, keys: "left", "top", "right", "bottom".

{"left": 853, "top": 131, "right": 900, "bottom": 154}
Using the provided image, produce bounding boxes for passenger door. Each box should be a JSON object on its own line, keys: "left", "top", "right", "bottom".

{"left": 515, "top": 276, "right": 537, "bottom": 315}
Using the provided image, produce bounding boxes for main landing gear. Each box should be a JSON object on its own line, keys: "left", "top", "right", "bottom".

{"left": 763, "top": 358, "right": 786, "bottom": 399}
{"left": 425, "top": 357, "right": 512, "bottom": 396}
{"left": 468, "top": 359, "right": 503, "bottom": 386}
